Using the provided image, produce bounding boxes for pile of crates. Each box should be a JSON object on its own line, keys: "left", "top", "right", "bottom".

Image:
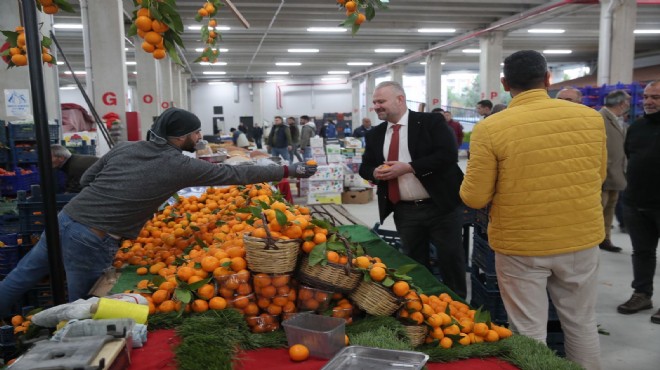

{"left": 579, "top": 82, "right": 646, "bottom": 125}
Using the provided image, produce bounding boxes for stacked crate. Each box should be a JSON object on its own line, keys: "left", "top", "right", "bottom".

{"left": 579, "top": 82, "right": 646, "bottom": 125}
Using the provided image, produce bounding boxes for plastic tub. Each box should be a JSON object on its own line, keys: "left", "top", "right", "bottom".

{"left": 296, "top": 285, "right": 333, "bottom": 313}
{"left": 283, "top": 313, "right": 345, "bottom": 359}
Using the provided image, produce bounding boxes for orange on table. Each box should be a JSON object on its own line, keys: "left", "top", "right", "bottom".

{"left": 289, "top": 344, "right": 310, "bottom": 362}
{"left": 209, "top": 296, "right": 227, "bottom": 310}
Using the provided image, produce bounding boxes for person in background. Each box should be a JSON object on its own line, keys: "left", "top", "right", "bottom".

{"left": 230, "top": 127, "right": 240, "bottom": 146}
{"left": 433, "top": 109, "right": 464, "bottom": 147}
{"left": 319, "top": 120, "right": 337, "bottom": 143}
{"left": 50, "top": 144, "right": 98, "bottom": 193}
{"left": 235, "top": 126, "right": 250, "bottom": 149}
{"left": 352, "top": 117, "right": 373, "bottom": 140}
{"left": 460, "top": 50, "right": 605, "bottom": 370}
{"left": 617, "top": 80, "right": 660, "bottom": 325}
{"left": 266, "top": 116, "right": 292, "bottom": 162}
{"left": 476, "top": 99, "right": 493, "bottom": 118}
{"left": 556, "top": 87, "right": 583, "bottom": 103}
{"left": 299, "top": 115, "right": 316, "bottom": 160}
{"left": 491, "top": 104, "right": 507, "bottom": 114}
{"left": 598, "top": 90, "right": 631, "bottom": 253}
{"left": 287, "top": 116, "right": 303, "bottom": 162}
{"left": 251, "top": 123, "right": 264, "bottom": 149}
{"left": 0, "top": 108, "right": 317, "bottom": 318}
{"left": 359, "top": 81, "right": 467, "bottom": 298}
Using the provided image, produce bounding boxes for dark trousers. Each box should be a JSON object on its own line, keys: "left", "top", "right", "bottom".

{"left": 623, "top": 205, "right": 660, "bottom": 297}
{"left": 393, "top": 203, "right": 467, "bottom": 298}
{"left": 615, "top": 191, "right": 625, "bottom": 227}
{"left": 254, "top": 137, "right": 262, "bottom": 149}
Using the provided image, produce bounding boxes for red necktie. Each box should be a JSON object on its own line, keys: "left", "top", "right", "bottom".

{"left": 387, "top": 124, "right": 401, "bottom": 204}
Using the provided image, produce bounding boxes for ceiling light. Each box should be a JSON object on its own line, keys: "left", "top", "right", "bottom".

{"left": 202, "top": 71, "right": 226, "bottom": 75}
{"left": 125, "top": 61, "right": 136, "bottom": 65}
{"left": 195, "top": 48, "right": 228, "bottom": 52}
{"left": 543, "top": 49, "right": 572, "bottom": 54}
{"left": 267, "top": 71, "right": 289, "bottom": 75}
{"left": 417, "top": 28, "right": 456, "bottom": 33}
{"left": 462, "top": 49, "right": 481, "bottom": 53}
{"left": 419, "top": 62, "right": 446, "bottom": 65}
{"left": 328, "top": 71, "right": 349, "bottom": 75}
{"left": 59, "top": 86, "right": 76, "bottom": 90}
{"left": 56, "top": 61, "right": 64, "bottom": 65}
{"left": 322, "top": 77, "right": 342, "bottom": 81}
{"left": 347, "top": 62, "right": 373, "bottom": 66}
{"left": 276, "top": 62, "right": 301, "bottom": 66}
{"left": 200, "top": 61, "right": 227, "bottom": 66}
{"left": 528, "top": 29, "right": 565, "bottom": 34}
{"left": 500, "top": 62, "right": 504, "bottom": 66}
{"left": 124, "top": 47, "right": 130, "bottom": 51}
{"left": 307, "top": 27, "right": 346, "bottom": 33}
{"left": 187, "top": 25, "right": 230, "bottom": 31}
{"left": 53, "top": 23, "right": 83, "bottom": 30}
{"left": 287, "top": 49, "right": 319, "bottom": 53}
{"left": 266, "top": 79, "right": 284, "bottom": 83}
{"left": 634, "top": 29, "right": 660, "bottom": 34}
{"left": 374, "top": 49, "right": 405, "bottom": 53}
{"left": 64, "top": 71, "right": 86, "bottom": 75}
{"left": 132, "top": 71, "right": 138, "bottom": 75}
{"left": 208, "top": 82, "right": 226, "bottom": 85}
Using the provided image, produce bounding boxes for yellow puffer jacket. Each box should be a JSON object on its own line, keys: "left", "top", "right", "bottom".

{"left": 460, "top": 89, "right": 607, "bottom": 256}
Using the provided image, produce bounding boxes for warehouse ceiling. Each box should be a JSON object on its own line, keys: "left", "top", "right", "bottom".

{"left": 50, "top": 0, "right": 660, "bottom": 85}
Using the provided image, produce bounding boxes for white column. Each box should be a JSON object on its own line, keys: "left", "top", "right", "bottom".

{"left": 135, "top": 39, "right": 160, "bottom": 134}
{"left": 172, "top": 65, "right": 182, "bottom": 108}
{"left": 425, "top": 53, "right": 443, "bottom": 112}
{"left": 390, "top": 65, "right": 404, "bottom": 86}
{"left": 610, "top": 0, "right": 637, "bottom": 84}
{"left": 479, "top": 31, "right": 504, "bottom": 104}
{"left": 87, "top": 0, "right": 128, "bottom": 147}
{"left": 157, "top": 59, "right": 173, "bottom": 111}
{"left": 365, "top": 74, "right": 376, "bottom": 123}
{"left": 181, "top": 73, "right": 190, "bottom": 110}
{"left": 252, "top": 83, "right": 264, "bottom": 130}
{"left": 39, "top": 13, "right": 59, "bottom": 124}
{"left": 351, "top": 79, "right": 360, "bottom": 125}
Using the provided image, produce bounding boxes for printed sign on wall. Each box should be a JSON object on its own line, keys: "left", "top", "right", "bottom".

{"left": 4, "top": 89, "right": 31, "bottom": 117}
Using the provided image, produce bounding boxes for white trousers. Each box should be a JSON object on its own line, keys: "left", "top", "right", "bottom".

{"left": 495, "top": 247, "right": 602, "bottom": 370}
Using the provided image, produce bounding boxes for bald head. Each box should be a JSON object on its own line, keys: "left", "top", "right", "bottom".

{"left": 556, "top": 88, "right": 583, "bottom": 104}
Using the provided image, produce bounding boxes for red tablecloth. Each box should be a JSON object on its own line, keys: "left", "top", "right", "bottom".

{"left": 130, "top": 330, "right": 519, "bottom": 370}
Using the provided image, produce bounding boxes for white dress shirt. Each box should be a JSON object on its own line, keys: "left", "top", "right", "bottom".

{"left": 382, "top": 110, "right": 430, "bottom": 201}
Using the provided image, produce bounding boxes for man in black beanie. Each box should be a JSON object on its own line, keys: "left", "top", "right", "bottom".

{"left": 0, "top": 108, "right": 317, "bottom": 317}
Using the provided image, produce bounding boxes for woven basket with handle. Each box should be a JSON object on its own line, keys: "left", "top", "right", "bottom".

{"left": 350, "top": 280, "right": 403, "bottom": 316}
{"left": 243, "top": 214, "right": 301, "bottom": 274}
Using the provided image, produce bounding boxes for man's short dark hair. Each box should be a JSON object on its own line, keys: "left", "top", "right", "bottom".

{"left": 431, "top": 108, "right": 444, "bottom": 113}
{"left": 477, "top": 100, "right": 493, "bottom": 109}
{"left": 300, "top": 115, "right": 310, "bottom": 121}
{"left": 503, "top": 50, "right": 548, "bottom": 90}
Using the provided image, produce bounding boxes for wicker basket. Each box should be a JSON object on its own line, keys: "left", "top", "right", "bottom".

{"left": 403, "top": 324, "right": 428, "bottom": 347}
{"left": 243, "top": 235, "right": 301, "bottom": 274}
{"left": 349, "top": 280, "right": 403, "bottom": 316}
{"left": 297, "top": 254, "right": 362, "bottom": 294}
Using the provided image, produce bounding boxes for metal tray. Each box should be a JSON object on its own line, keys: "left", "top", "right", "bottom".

{"left": 322, "top": 345, "right": 429, "bottom": 370}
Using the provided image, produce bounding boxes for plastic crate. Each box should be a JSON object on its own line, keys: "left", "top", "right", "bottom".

{"left": 0, "top": 244, "right": 20, "bottom": 277}
{"left": 0, "top": 214, "right": 19, "bottom": 234}
{"left": 0, "top": 120, "right": 6, "bottom": 144}
{"left": 473, "top": 207, "right": 489, "bottom": 232}
{"left": 282, "top": 313, "right": 345, "bottom": 359}
{"left": 0, "top": 171, "right": 39, "bottom": 196}
{"left": 371, "top": 223, "right": 403, "bottom": 252}
{"left": 472, "top": 231, "right": 495, "bottom": 275}
{"left": 66, "top": 143, "right": 96, "bottom": 156}
{"left": 24, "top": 281, "right": 56, "bottom": 309}
{"left": 471, "top": 264, "right": 499, "bottom": 292}
{"left": 461, "top": 205, "right": 476, "bottom": 226}
{"left": 8, "top": 123, "right": 59, "bottom": 142}
{"left": 470, "top": 276, "right": 508, "bottom": 324}
{"left": 18, "top": 186, "right": 76, "bottom": 234}
{"left": 13, "top": 146, "right": 38, "bottom": 163}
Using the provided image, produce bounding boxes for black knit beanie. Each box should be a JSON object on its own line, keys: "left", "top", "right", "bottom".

{"left": 149, "top": 108, "right": 201, "bottom": 142}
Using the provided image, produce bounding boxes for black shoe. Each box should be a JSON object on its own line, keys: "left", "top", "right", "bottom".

{"left": 599, "top": 239, "right": 622, "bottom": 253}
{"left": 617, "top": 293, "right": 653, "bottom": 314}
{"left": 652, "top": 309, "right": 660, "bottom": 324}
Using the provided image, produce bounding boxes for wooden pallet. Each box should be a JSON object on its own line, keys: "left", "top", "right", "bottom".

{"left": 308, "top": 203, "right": 366, "bottom": 227}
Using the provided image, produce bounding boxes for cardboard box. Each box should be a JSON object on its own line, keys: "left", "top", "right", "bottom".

{"left": 342, "top": 188, "right": 373, "bottom": 204}
{"left": 344, "top": 173, "right": 370, "bottom": 188}
{"left": 309, "top": 164, "right": 344, "bottom": 180}
{"left": 307, "top": 192, "right": 342, "bottom": 205}
{"left": 310, "top": 137, "right": 324, "bottom": 148}
{"left": 326, "top": 154, "right": 344, "bottom": 163}
{"left": 325, "top": 144, "right": 342, "bottom": 155}
{"left": 308, "top": 180, "right": 343, "bottom": 194}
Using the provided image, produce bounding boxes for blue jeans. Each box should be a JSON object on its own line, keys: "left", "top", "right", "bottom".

{"left": 303, "top": 147, "right": 312, "bottom": 160}
{"left": 271, "top": 147, "right": 291, "bottom": 163}
{"left": 0, "top": 211, "right": 120, "bottom": 317}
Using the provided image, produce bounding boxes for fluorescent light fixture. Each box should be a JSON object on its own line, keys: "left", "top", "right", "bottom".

{"left": 419, "top": 62, "right": 446, "bottom": 65}
{"left": 500, "top": 62, "right": 504, "bottom": 66}
{"left": 200, "top": 61, "right": 227, "bottom": 66}
{"left": 195, "top": 48, "right": 228, "bottom": 52}
{"left": 56, "top": 61, "right": 64, "bottom": 65}
{"left": 543, "top": 49, "right": 572, "bottom": 54}
{"left": 266, "top": 79, "right": 284, "bottom": 83}
{"left": 462, "top": 49, "right": 481, "bottom": 53}
{"left": 374, "top": 49, "right": 405, "bottom": 53}
{"left": 321, "top": 77, "right": 342, "bottom": 81}
{"left": 528, "top": 29, "right": 565, "bottom": 34}
{"left": 307, "top": 27, "right": 346, "bottom": 33}
{"left": 202, "top": 71, "right": 227, "bottom": 75}
{"left": 64, "top": 71, "right": 86, "bottom": 75}
{"left": 125, "top": 61, "right": 136, "bottom": 65}
{"left": 418, "top": 28, "right": 456, "bottom": 33}
{"left": 328, "top": 71, "right": 349, "bottom": 75}
{"left": 347, "top": 62, "right": 373, "bottom": 66}
{"left": 187, "top": 25, "right": 231, "bottom": 31}
{"left": 53, "top": 23, "right": 83, "bottom": 30}
{"left": 634, "top": 29, "right": 660, "bottom": 34}
{"left": 276, "top": 62, "right": 301, "bottom": 66}
{"left": 208, "top": 82, "right": 226, "bottom": 85}
{"left": 287, "top": 49, "right": 319, "bottom": 53}
{"left": 124, "top": 47, "right": 129, "bottom": 51}
{"left": 267, "top": 71, "right": 289, "bottom": 75}
{"left": 132, "top": 71, "right": 138, "bottom": 75}
{"left": 59, "top": 86, "right": 76, "bottom": 90}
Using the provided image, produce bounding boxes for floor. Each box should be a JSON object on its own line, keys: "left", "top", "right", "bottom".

{"left": 324, "top": 157, "right": 660, "bottom": 370}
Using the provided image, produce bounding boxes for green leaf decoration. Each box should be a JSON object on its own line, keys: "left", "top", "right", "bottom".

{"left": 194, "top": 14, "right": 203, "bottom": 22}
{"left": 174, "top": 288, "right": 192, "bottom": 304}
{"left": 152, "top": 275, "right": 166, "bottom": 287}
{"left": 311, "top": 218, "right": 332, "bottom": 230}
{"left": 326, "top": 241, "right": 345, "bottom": 252}
{"left": 188, "top": 277, "right": 212, "bottom": 291}
{"left": 54, "top": 0, "right": 77, "bottom": 13}
{"left": 308, "top": 243, "right": 327, "bottom": 266}
{"left": 41, "top": 36, "right": 52, "bottom": 48}
{"left": 195, "top": 237, "right": 208, "bottom": 249}
{"left": 382, "top": 276, "right": 395, "bottom": 287}
{"left": 2, "top": 31, "right": 18, "bottom": 46}
{"left": 274, "top": 209, "right": 287, "bottom": 226}
{"left": 394, "top": 264, "right": 418, "bottom": 276}
{"left": 365, "top": 4, "right": 376, "bottom": 21}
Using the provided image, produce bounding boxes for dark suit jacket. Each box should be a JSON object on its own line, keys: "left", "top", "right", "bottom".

{"left": 359, "top": 110, "right": 464, "bottom": 223}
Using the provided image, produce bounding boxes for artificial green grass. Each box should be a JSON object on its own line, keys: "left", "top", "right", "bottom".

{"left": 498, "top": 335, "right": 583, "bottom": 370}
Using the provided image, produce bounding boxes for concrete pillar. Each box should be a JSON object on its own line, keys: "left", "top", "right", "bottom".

{"left": 157, "top": 59, "right": 173, "bottom": 111}
{"left": 87, "top": 0, "right": 128, "bottom": 147}
{"left": 479, "top": 31, "right": 504, "bottom": 104}
{"left": 252, "top": 83, "right": 264, "bottom": 131}
{"left": 172, "top": 65, "right": 182, "bottom": 108}
{"left": 181, "top": 73, "right": 190, "bottom": 110}
{"left": 135, "top": 40, "right": 160, "bottom": 134}
{"left": 610, "top": 0, "right": 637, "bottom": 84}
{"left": 365, "top": 74, "right": 376, "bottom": 123}
{"left": 0, "top": 2, "right": 59, "bottom": 124}
{"left": 390, "top": 65, "right": 404, "bottom": 86}
{"left": 425, "top": 53, "right": 443, "bottom": 112}
{"left": 351, "top": 79, "right": 360, "bottom": 125}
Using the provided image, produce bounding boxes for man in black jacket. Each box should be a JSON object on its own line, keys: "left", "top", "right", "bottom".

{"left": 617, "top": 80, "right": 660, "bottom": 325}
{"left": 359, "top": 81, "right": 466, "bottom": 298}
{"left": 51, "top": 144, "right": 98, "bottom": 193}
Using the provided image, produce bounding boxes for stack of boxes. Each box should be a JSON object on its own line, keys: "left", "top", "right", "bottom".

{"left": 301, "top": 137, "right": 344, "bottom": 204}
{"left": 341, "top": 138, "right": 373, "bottom": 204}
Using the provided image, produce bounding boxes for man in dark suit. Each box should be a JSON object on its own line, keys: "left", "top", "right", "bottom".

{"left": 359, "top": 81, "right": 466, "bottom": 298}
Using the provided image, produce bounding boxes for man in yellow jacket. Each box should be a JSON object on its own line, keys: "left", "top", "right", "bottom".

{"left": 460, "top": 50, "right": 606, "bottom": 370}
